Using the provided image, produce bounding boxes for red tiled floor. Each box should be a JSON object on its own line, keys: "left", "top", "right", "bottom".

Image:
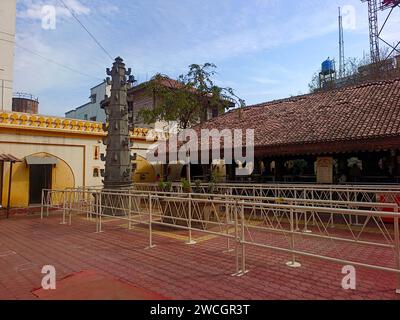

{"left": 32, "top": 270, "right": 166, "bottom": 300}
{"left": 0, "top": 213, "right": 399, "bottom": 300}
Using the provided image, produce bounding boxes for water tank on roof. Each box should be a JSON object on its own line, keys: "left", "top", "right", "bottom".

{"left": 12, "top": 93, "right": 39, "bottom": 114}
{"left": 321, "top": 59, "right": 335, "bottom": 75}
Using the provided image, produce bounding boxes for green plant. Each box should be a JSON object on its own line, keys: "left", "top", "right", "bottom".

{"left": 211, "top": 170, "right": 223, "bottom": 183}
{"left": 138, "top": 63, "right": 245, "bottom": 130}
{"left": 165, "top": 181, "right": 172, "bottom": 192}
{"left": 207, "top": 170, "right": 222, "bottom": 194}
{"left": 158, "top": 179, "right": 166, "bottom": 190}
{"left": 207, "top": 182, "right": 215, "bottom": 194}
{"left": 181, "top": 178, "right": 191, "bottom": 193}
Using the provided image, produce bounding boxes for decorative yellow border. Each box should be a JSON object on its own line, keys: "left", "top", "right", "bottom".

{"left": 0, "top": 111, "right": 159, "bottom": 141}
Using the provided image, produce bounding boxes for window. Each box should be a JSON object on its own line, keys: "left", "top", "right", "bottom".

{"left": 93, "top": 168, "right": 100, "bottom": 177}
{"left": 90, "top": 116, "right": 97, "bottom": 121}
{"left": 91, "top": 94, "right": 97, "bottom": 104}
{"left": 84, "top": 114, "right": 88, "bottom": 120}
{"left": 93, "top": 146, "right": 100, "bottom": 160}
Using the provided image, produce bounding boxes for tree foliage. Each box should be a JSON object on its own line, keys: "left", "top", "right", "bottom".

{"left": 138, "top": 63, "right": 245, "bottom": 130}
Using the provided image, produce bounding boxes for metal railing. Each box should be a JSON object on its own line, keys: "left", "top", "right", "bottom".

{"left": 67, "top": 183, "right": 400, "bottom": 227}
{"left": 129, "top": 182, "right": 400, "bottom": 204}
{"left": 41, "top": 188, "right": 400, "bottom": 293}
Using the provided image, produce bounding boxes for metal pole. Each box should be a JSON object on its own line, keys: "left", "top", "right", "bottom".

{"left": 186, "top": 193, "right": 196, "bottom": 245}
{"left": 46, "top": 190, "right": 50, "bottom": 217}
{"left": 232, "top": 201, "right": 240, "bottom": 276}
{"left": 6, "top": 162, "right": 13, "bottom": 219}
{"left": 294, "top": 190, "right": 299, "bottom": 231}
{"left": 128, "top": 194, "right": 132, "bottom": 230}
{"left": 303, "top": 210, "right": 311, "bottom": 233}
{"left": 68, "top": 191, "right": 72, "bottom": 226}
{"left": 394, "top": 205, "right": 400, "bottom": 294}
{"left": 330, "top": 187, "right": 334, "bottom": 228}
{"left": 240, "top": 201, "right": 248, "bottom": 275}
{"left": 40, "top": 189, "right": 44, "bottom": 220}
{"left": 61, "top": 191, "right": 67, "bottom": 224}
{"left": 147, "top": 194, "right": 155, "bottom": 249}
{"left": 99, "top": 192, "right": 103, "bottom": 233}
{"left": 286, "top": 208, "right": 301, "bottom": 268}
{"left": 347, "top": 188, "right": 353, "bottom": 225}
{"left": 95, "top": 193, "right": 99, "bottom": 233}
{"left": 224, "top": 194, "right": 233, "bottom": 253}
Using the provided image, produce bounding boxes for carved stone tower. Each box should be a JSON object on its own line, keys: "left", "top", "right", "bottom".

{"left": 101, "top": 57, "right": 134, "bottom": 189}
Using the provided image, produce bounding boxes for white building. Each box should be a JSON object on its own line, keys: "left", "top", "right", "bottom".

{"left": 0, "top": 0, "right": 17, "bottom": 111}
{"left": 65, "top": 81, "right": 110, "bottom": 122}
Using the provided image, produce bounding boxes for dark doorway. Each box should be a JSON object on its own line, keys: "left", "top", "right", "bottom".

{"left": 29, "top": 165, "right": 52, "bottom": 204}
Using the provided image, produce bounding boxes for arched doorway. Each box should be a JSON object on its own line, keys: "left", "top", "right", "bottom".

{"left": 27, "top": 152, "right": 75, "bottom": 204}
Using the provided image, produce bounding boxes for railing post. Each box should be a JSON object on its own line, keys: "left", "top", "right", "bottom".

{"left": 68, "top": 190, "right": 72, "bottom": 226}
{"left": 329, "top": 187, "right": 334, "bottom": 228}
{"left": 40, "top": 189, "right": 44, "bottom": 220}
{"left": 303, "top": 209, "right": 311, "bottom": 233}
{"left": 286, "top": 208, "right": 301, "bottom": 268}
{"left": 146, "top": 194, "right": 155, "bottom": 249}
{"left": 46, "top": 191, "right": 50, "bottom": 217}
{"left": 224, "top": 194, "right": 233, "bottom": 253}
{"left": 95, "top": 192, "right": 100, "bottom": 233}
{"left": 61, "top": 191, "right": 67, "bottom": 225}
{"left": 310, "top": 189, "right": 315, "bottom": 226}
{"left": 98, "top": 192, "right": 103, "bottom": 233}
{"left": 186, "top": 193, "right": 196, "bottom": 245}
{"left": 239, "top": 201, "right": 248, "bottom": 276}
{"left": 128, "top": 194, "right": 132, "bottom": 230}
{"left": 394, "top": 204, "right": 400, "bottom": 294}
{"left": 232, "top": 201, "right": 240, "bottom": 276}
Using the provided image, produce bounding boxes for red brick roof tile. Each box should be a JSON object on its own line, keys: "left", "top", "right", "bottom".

{"left": 195, "top": 78, "right": 400, "bottom": 155}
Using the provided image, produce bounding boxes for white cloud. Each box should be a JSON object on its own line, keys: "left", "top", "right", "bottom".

{"left": 13, "top": 0, "right": 398, "bottom": 114}
{"left": 17, "top": 0, "right": 90, "bottom": 21}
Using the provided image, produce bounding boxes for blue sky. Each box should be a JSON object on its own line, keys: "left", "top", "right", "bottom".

{"left": 13, "top": 0, "right": 400, "bottom": 116}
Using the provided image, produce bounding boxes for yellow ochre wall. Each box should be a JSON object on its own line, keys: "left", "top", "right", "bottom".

{"left": 133, "top": 155, "right": 156, "bottom": 183}
{"left": 0, "top": 111, "right": 162, "bottom": 208}
{"left": 1, "top": 152, "right": 75, "bottom": 207}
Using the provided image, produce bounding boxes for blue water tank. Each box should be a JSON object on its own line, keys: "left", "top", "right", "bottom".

{"left": 321, "top": 59, "right": 335, "bottom": 75}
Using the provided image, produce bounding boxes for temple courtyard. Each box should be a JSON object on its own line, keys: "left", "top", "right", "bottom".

{"left": 0, "top": 211, "right": 399, "bottom": 300}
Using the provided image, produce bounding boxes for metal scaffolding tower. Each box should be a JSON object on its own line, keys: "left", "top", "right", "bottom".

{"left": 361, "top": 0, "right": 400, "bottom": 62}
{"left": 362, "top": 0, "right": 380, "bottom": 63}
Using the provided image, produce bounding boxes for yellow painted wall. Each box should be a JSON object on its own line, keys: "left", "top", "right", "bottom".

{"left": 1, "top": 161, "right": 29, "bottom": 207}
{"left": 133, "top": 155, "right": 156, "bottom": 183}
{"left": 1, "top": 152, "right": 74, "bottom": 207}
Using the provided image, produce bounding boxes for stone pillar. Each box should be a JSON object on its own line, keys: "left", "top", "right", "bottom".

{"left": 101, "top": 57, "right": 135, "bottom": 215}
{"left": 102, "top": 57, "right": 134, "bottom": 189}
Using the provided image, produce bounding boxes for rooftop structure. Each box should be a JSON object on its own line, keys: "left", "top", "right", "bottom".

{"left": 194, "top": 78, "right": 400, "bottom": 183}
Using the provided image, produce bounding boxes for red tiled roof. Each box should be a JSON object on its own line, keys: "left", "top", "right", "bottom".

{"left": 195, "top": 78, "right": 400, "bottom": 156}
{"left": 128, "top": 76, "right": 184, "bottom": 93}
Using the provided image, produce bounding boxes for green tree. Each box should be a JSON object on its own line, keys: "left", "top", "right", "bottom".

{"left": 139, "top": 63, "right": 245, "bottom": 130}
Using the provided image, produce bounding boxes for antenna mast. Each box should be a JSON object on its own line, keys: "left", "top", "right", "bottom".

{"left": 338, "top": 7, "right": 345, "bottom": 78}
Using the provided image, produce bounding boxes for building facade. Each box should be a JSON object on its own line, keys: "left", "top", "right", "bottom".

{"left": 0, "top": 110, "right": 159, "bottom": 208}
{"left": 67, "top": 78, "right": 224, "bottom": 135}
{"left": 65, "top": 81, "right": 111, "bottom": 122}
{"left": 0, "top": 0, "right": 17, "bottom": 111}
{"left": 190, "top": 78, "right": 400, "bottom": 184}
